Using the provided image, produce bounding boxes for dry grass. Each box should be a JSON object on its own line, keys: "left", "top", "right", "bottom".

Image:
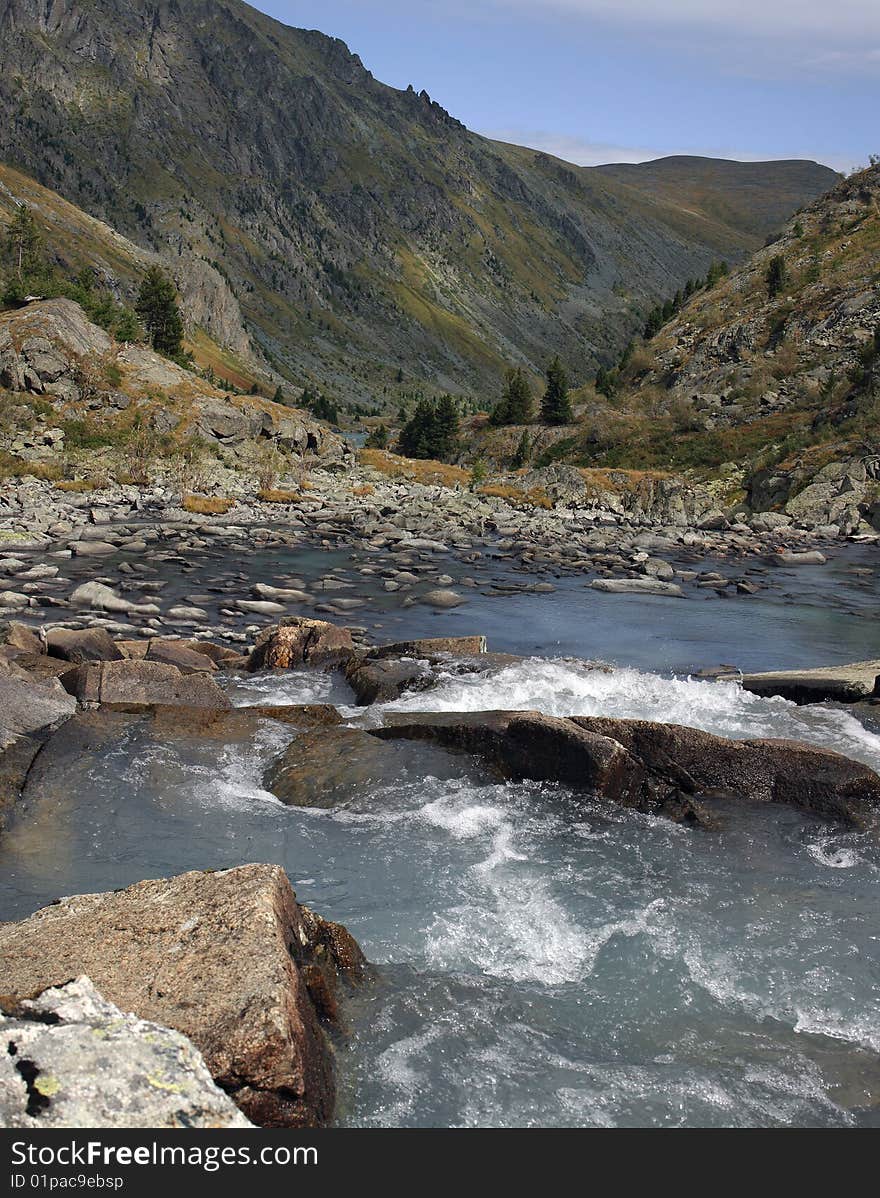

{"left": 257, "top": 488, "right": 301, "bottom": 504}
{"left": 0, "top": 453, "right": 64, "bottom": 482}
{"left": 182, "top": 494, "right": 234, "bottom": 515}
{"left": 55, "top": 479, "right": 99, "bottom": 493}
{"left": 358, "top": 447, "right": 469, "bottom": 488}
{"left": 479, "top": 483, "right": 553, "bottom": 509}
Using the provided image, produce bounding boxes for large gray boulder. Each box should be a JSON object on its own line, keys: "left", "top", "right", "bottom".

{"left": 0, "top": 865, "right": 369, "bottom": 1127}
{"left": 0, "top": 977, "right": 252, "bottom": 1128}
{"left": 46, "top": 627, "right": 124, "bottom": 664}
{"left": 0, "top": 664, "right": 77, "bottom": 739}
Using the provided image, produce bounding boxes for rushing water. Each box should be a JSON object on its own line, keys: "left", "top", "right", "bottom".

{"left": 2, "top": 643, "right": 880, "bottom": 1127}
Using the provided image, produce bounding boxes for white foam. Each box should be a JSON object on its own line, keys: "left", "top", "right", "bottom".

{"left": 384, "top": 658, "right": 880, "bottom": 769}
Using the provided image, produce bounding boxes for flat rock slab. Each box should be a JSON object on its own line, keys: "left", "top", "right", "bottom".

{"left": 0, "top": 865, "right": 368, "bottom": 1127}
{"left": 728, "top": 660, "right": 880, "bottom": 704}
{"left": 0, "top": 977, "right": 251, "bottom": 1128}
{"left": 591, "top": 578, "right": 684, "bottom": 596}
{"left": 60, "top": 659, "right": 231, "bottom": 709}
{"left": 372, "top": 710, "right": 880, "bottom": 828}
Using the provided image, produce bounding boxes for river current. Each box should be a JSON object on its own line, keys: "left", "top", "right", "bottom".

{"left": 1, "top": 540, "right": 879, "bottom": 1126}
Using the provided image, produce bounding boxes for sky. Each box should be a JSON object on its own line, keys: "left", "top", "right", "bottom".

{"left": 253, "top": 0, "right": 879, "bottom": 172}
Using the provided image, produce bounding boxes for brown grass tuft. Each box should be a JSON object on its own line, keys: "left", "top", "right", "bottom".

{"left": 182, "top": 494, "right": 234, "bottom": 515}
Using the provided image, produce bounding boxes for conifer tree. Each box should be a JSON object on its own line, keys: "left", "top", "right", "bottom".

{"left": 511, "top": 428, "right": 531, "bottom": 468}
{"left": 434, "top": 394, "right": 460, "bottom": 460}
{"left": 5, "top": 203, "right": 43, "bottom": 279}
{"left": 136, "top": 267, "right": 184, "bottom": 357}
{"left": 540, "top": 357, "right": 572, "bottom": 425}
{"left": 765, "top": 255, "right": 787, "bottom": 299}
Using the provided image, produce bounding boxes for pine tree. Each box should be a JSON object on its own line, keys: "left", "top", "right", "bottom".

{"left": 540, "top": 357, "right": 572, "bottom": 425}
{"left": 491, "top": 367, "right": 533, "bottom": 426}
{"left": 5, "top": 203, "right": 43, "bottom": 280}
{"left": 511, "top": 428, "right": 531, "bottom": 468}
{"left": 398, "top": 399, "right": 438, "bottom": 459}
{"left": 505, "top": 367, "right": 534, "bottom": 423}
{"left": 136, "top": 267, "right": 184, "bottom": 357}
{"left": 114, "top": 307, "right": 141, "bottom": 342}
{"left": 765, "top": 255, "right": 787, "bottom": 299}
{"left": 365, "top": 424, "right": 389, "bottom": 450}
{"left": 434, "top": 394, "right": 460, "bottom": 460}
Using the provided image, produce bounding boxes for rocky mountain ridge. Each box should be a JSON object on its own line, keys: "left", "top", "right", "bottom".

{"left": 0, "top": 0, "right": 836, "bottom": 402}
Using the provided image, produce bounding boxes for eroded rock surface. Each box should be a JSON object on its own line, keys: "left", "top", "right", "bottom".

{"left": 0, "top": 865, "right": 368, "bottom": 1127}
{"left": 0, "top": 977, "right": 252, "bottom": 1128}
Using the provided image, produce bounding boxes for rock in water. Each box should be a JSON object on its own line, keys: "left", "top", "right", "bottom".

{"left": 372, "top": 710, "right": 880, "bottom": 828}
{"left": 60, "top": 659, "right": 231, "bottom": 709}
{"left": 247, "top": 617, "right": 354, "bottom": 670}
{"left": 45, "top": 627, "right": 124, "bottom": 664}
{"left": 591, "top": 578, "right": 684, "bottom": 596}
{"left": 0, "top": 865, "right": 368, "bottom": 1127}
{"left": 0, "top": 977, "right": 252, "bottom": 1128}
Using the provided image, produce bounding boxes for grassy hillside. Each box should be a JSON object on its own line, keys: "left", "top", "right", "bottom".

{"left": 0, "top": 0, "right": 836, "bottom": 408}
{"left": 478, "top": 165, "right": 879, "bottom": 497}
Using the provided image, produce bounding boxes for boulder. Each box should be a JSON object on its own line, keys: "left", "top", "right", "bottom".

{"left": 70, "top": 581, "right": 158, "bottom": 616}
{"left": 344, "top": 655, "right": 428, "bottom": 705}
{"left": 370, "top": 635, "right": 488, "bottom": 659}
{"left": 729, "top": 659, "right": 880, "bottom": 704}
{"left": 0, "top": 664, "right": 76, "bottom": 739}
{"left": 372, "top": 710, "right": 651, "bottom": 808}
{"left": 46, "top": 627, "right": 124, "bottom": 665}
{"left": 573, "top": 716, "right": 880, "bottom": 828}
{"left": 0, "top": 977, "right": 252, "bottom": 1128}
{"left": 591, "top": 578, "right": 684, "bottom": 597}
{"left": 418, "top": 589, "right": 466, "bottom": 608}
{"left": 766, "top": 551, "right": 828, "bottom": 567}
{"left": 371, "top": 710, "right": 880, "bottom": 827}
{"left": 60, "top": 660, "right": 231, "bottom": 709}
{"left": 0, "top": 865, "right": 369, "bottom": 1127}
{"left": 144, "top": 639, "right": 219, "bottom": 674}
{"left": 247, "top": 618, "right": 355, "bottom": 671}
{"left": 264, "top": 725, "right": 470, "bottom": 808}
{"left": 2, "top": 622, "right": 43, "bottom": 654}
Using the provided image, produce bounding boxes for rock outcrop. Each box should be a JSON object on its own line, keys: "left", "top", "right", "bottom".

{"left": 59, "top": 659, "right": 231, "bottom": 709}
{"left": 0, "top": 865, "right": 368, "bottom": 1127}
{"left": 372, "top": 710, "right": 880, "bottom": 828}
{"left": 0, "top": 977, "right": 252, "bottom": 1128}
{"left": 728, "top": 659, "right": 880, "bottom": 705}
{"left": 247, "top": 618, "right": 355, "bottom": 671}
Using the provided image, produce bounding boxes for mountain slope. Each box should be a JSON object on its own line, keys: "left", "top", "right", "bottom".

{"left": 523, "top": 164, "right": 879, "bottom": 526}
{"left": 0, "top": 0, "right": 837, "bottom": 403}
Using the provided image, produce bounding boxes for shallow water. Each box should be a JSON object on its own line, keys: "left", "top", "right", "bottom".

{"left": 2, "top": 655, "right": 880, "bottom": 1127}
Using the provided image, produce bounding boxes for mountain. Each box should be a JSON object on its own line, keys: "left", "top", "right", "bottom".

{"left": 0, "top": 0, "right": 837, "bottom": 404}
{"left": 514, "top": 164, "right": 879, "bottom": 529}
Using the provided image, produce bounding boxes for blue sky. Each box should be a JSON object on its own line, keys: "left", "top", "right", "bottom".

{"left": 254, "top": 1, "right": 879, "bottom": 171}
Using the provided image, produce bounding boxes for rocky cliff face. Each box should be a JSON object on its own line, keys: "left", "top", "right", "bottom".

{"left": 0, "top": 0, "right": 836, "bottom": 402}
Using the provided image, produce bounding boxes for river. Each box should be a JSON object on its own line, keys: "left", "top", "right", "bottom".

{"left": 1, "top": 538, "right": 879, "bottom": 1127}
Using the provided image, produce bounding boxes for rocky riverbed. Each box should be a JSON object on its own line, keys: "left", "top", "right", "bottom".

{"left": 2, "top": 453, "right": 880, "bottom": 1129}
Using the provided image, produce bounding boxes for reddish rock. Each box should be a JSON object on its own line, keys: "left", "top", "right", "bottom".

{"left": 0, "top": 865, "right": 368, "bottom": 1127}
{"left": 247, "top": 618, "right": 354, "bottom": 671}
